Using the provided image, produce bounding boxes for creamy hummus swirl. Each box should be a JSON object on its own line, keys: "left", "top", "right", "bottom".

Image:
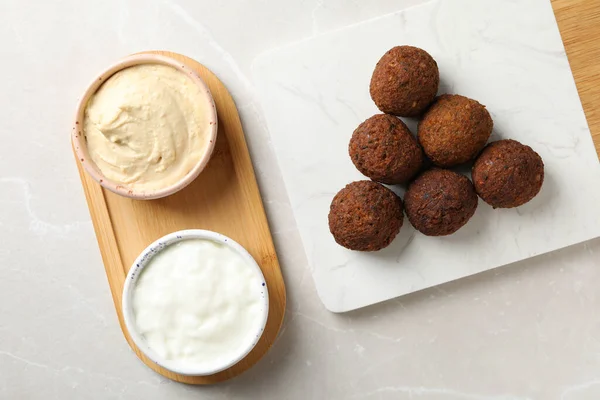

{"left": 83, "top": 64, "right": 211, "bottom": 191}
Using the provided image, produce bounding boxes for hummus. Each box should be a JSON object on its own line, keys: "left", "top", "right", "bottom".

{"left": 83, "top": 64, "right": 211, "bottom": 191}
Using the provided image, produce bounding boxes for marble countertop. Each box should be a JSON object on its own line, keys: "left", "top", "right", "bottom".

{"left": 1, "top": 0, "right": 600, "bottom": 399}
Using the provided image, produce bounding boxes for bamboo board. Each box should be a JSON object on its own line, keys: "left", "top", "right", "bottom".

{"left": 74, "top": 51, "right": 286, "bottom": 384}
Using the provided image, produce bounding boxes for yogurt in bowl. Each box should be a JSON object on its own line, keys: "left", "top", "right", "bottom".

{"left": 122, "top": 230, "right": 269, "bottom": 376}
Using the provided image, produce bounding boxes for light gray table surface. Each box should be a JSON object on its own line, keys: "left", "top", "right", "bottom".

{"left": 1, "top": 0, "right": 599, "bottom": 399}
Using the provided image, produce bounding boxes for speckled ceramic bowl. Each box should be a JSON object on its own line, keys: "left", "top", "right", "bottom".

{"left": 72, "top": 54, "right": 218, "bottom": 200}
{"left": 122, "top": 229, "right": 269, "bottom": 376}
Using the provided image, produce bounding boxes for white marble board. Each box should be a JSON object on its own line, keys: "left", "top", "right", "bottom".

{"left": 252, "top": 0, "right": 600, "bottom": 312}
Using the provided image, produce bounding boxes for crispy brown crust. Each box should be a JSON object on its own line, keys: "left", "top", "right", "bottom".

{"left": 471, "top": 139, "right": 544, "bottom": 208}
{"left": 404, "top": 169, "right": 478, "bottom": 236}
{"left": 369, "top": 46, "right": 439, "bottom": 117}
{"left": 328, "top": 181, "right": 404, "bottom": 251}
{"left": 349, "top": 114, "right": 424, "bottom": 184}
{"left": 418, "top": 94, "right": 493, "bottom": 167}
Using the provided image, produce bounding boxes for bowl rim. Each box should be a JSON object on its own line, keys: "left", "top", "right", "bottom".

{"left": 121, "top": 229, "right": 270, "bottom": 376}
{"left": 72, "top": 53, "right": 218, "bottom": 200}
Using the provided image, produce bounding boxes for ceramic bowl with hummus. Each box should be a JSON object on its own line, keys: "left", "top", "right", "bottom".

{"left": 72, "top": 54, "right": 218, "bottom": 200}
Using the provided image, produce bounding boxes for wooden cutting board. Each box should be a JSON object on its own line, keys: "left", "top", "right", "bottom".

{"left": 74, "top": 51, "right": 286, "bottom": 384}
{"left": 553, "top": 0, "right": 600, "bottom": 152}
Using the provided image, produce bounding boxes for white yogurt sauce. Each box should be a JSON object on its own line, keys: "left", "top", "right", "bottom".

{"left": 132, "top": 239, "right": 265, "bottom": 371}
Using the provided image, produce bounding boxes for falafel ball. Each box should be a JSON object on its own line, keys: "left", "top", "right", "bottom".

{"left": 328, "top": 181, "right": 404, "bottom": 251}
{"left": 418, "top": 94, "right": 493, "bottom": 167}
{"left": 404, "top": 169, "right": 478, "bottom": 236}
{"left": 369, "top": 46, "right": 439, "bottom": 117}
{"left": 471, "top": 139, "right": 544, "bottom": 208}
{"left": 349, "top": 114, "right": 424, "bottom": 184}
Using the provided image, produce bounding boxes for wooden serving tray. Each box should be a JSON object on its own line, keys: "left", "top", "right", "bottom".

{"left": 74, "top": 51, "right": 286, "bottom": 384}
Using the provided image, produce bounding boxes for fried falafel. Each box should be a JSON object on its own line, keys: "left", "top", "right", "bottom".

{"left": 418, "top": 94, "right": 493, "bottom": 167}
{"left": 349, "top": 114, "right": 424, "bottom": 184}
{"left": 328, "top": 180, "right": 404, "bottom": 251}
{"left": 404, "top": 169, "right": 478, "bottom": 236}
{"left": 471, "top": 139, "right": 544, "bottom": 208}
{"left": 370, "top": 46, "right": 439, "bottom": 117}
